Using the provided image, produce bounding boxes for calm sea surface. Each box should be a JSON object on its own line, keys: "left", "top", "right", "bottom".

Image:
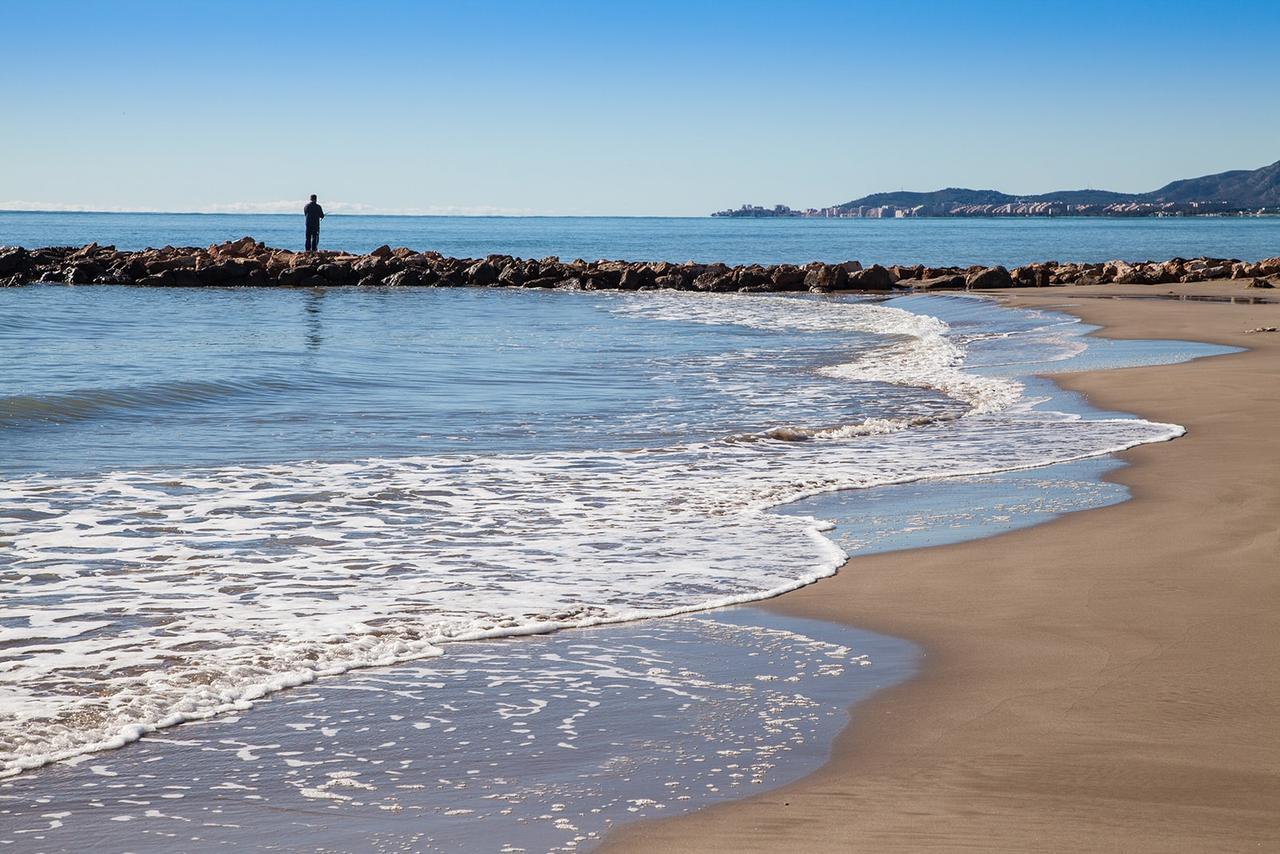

{"left": 1, "top": 211, "right": 1278, "bottom": 266}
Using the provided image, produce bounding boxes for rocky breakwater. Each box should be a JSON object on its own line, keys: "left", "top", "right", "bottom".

{"left": 1, "top": 237, "right": 1278, "bottom": 292}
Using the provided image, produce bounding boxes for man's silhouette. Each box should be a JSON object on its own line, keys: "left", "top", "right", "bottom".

{"left": 304, "top": 194, "right": 324, "bottom": 252}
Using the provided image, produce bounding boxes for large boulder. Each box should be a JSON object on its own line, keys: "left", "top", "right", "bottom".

{"left": 770, "top": 265, "right": 807, "bottom": 291}
{"left": 219, "top": 236, "right": 258, "bottom": 257}
{"left": 692, "top": 271, "right": 735, "bottom": 292}
{"left": 804, "top": 264, "right": 849, "bottom": 292}
{"left": 465, "top": 260, "right": 499, "bottom": 286}
{"left": 914, "top": 274, "right": 968, "bottom": 290}
{"left": 733, "top": 266, "right": 771, "bottom": 290}
{"left": 497, "top": 263, "right": 526, "bottom": 287}
{"left": 847, "top": 264, "right": 895, "bottom": 290}
{"left": 965, "top": 265, "right": 1013, "bottom": 289}
{"left": 64, "top": 263, "right": 99, "bottom": 284}
{"left": 618, "top": 267, "right": 654, "bottom": 290}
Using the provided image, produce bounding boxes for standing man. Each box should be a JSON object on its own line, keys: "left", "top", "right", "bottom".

{"left": 304, "top": 194, "right": 325, "bottom": 252}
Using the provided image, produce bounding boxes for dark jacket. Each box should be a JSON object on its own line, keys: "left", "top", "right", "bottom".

{"left": 304, "top": 202, "right": 325, "bottom": 230}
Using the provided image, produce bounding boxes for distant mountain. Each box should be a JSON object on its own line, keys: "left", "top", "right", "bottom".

{"left": 841, "top": 188, "right": 1014, "bottom": 208}
{"left": 835, "top": 160, "right": 1280, "bottom": 211}
{"left": 1141, "top": 160, "right": 1280, "bottom": 206}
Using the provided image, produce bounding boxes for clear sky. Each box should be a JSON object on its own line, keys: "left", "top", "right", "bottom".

{"left": 3, "top": 0, "right": 1278, "bottom": 216}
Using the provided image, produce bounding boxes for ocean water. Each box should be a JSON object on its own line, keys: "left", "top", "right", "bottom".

{"left": 1, "top": 278, "right": 1238, "bottom": 786}
{"left": 2, "top": 210, "right": 1280, "bottom": 266}
{"left": 0, "top": 608, "right": 915, "bottom": 852}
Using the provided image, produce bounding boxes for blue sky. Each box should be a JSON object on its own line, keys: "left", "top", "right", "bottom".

{"left": 3, "top": 0, "right": 1278, "bottom": 215}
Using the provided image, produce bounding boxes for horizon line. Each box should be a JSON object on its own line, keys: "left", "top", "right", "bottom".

{"left": 0, "top": 208, "right": 713, "bottom": 219}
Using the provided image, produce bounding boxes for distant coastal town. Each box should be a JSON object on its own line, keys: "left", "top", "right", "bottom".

{"left": 711, "top": 201, "right": 1275, "bottom": 219}
{"left": 713, "top": 159, "right": 1280, "bottom": 218}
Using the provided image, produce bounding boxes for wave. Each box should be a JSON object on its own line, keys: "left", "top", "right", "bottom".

{"left": 0, "top": 373, "right": 356, "bottom": 427}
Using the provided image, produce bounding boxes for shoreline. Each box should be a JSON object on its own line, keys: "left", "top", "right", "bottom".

{"left": 604, "top": 283, "right": 1280, "bottom": 852}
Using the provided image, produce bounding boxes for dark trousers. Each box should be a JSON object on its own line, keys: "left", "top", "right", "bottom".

{"left": 305, "top": 229, "right": 319, "bottom": 252}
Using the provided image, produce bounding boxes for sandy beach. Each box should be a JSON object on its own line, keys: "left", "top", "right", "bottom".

{"left": 606, "top": 283, "right": 1280, "bottom": 852}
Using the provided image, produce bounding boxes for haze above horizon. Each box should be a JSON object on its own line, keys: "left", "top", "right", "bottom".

{"left": 4, "top": 0, "right": 1279, "bottom": 217}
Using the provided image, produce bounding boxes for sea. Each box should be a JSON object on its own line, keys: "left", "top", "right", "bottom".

{"left": 2, "top": 210, "right": 1279, "bottom": 265}
{"left": 0, "top": 213, "right": 1247, "bottom": 852}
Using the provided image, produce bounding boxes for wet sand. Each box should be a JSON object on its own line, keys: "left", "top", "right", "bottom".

{"left": 606, "top": 283, "right": 1280, "bottom": 852}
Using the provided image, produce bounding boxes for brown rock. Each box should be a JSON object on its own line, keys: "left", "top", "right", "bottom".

{"left": 465, "top": 260, "right": 500, "bottom": 286}
{"left": 770, "top": 266, "right": 807, "bottom": 291}
{"left": 804, "top": 264, "right": 849, "bottom": 292}
{"left": 966, "top": 266, "right": 1013, "bottom": 289}
{"left": 914, "top": 274, "right": 968, "bottom": 290}
{"left": 847, "top": 264, "right": 895, "bottom": 290}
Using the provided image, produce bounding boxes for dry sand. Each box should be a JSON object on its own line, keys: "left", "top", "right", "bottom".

{"left": 605, "top": 284, "right": 1280, "bottom": 853}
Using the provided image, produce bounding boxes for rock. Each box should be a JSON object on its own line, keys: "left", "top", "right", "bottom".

{"left": 465, "top": 260, "right": 500, "bottom": 286}
{"left": 0, "top": 247, "right": 28, "bottom": 275}
{"left": 352, "top": 256, "right": 387, "bottom": 276}
{"left": 965, "top": 266, "right": 1013, "bottom": 289}
{"left": 193, "top": 260, "right": 236, "bottom": 284}
{"left": 369, "top": 244, "right": 393, "bottom": 259}
{"left": 278, "top": 266, "right": 319, "bottom": 285}
{"left": 847, "top": 264, "right": 895, "bottom": 290}
{"left": 913, "top": 274, "right": 967, "bottom": 290}
{"left": 733, "top": 266, "right": 771, "bottom": 290}
{"left": 693, "top": 271, "right": 735, "bottom": 292}
{"left": 770, "top": 266, "right": 807, "bottom": 291}
{"left": 618, "top": 267, "right": 654, "bottom": 290}
{"left": 1248, "top": 277, "right": 1275, "bottom": 289}
{"left": 384, "top": 269, "right": 426, "bottom": 287}
{"left": 317, "top": 263, "right": 353, "bottom": 283}
{"left": 64, "top": 263, "right": 98, "bottom": 284}
{"left": 497, "top": 264, "right": 526, "bottom": 287}
{"left": 1009, "top": 266, "right": 1038, "bottom": 287}
{"left": 221, "top": 236, "right": 258, "bottom": 257}
{"left": 654, "top": 273, "right": 687, "bottom": 290}
{"left": 1103, "top": 260, "right": 1144, "bottom": 284}
{"left": 803, "top": 264, "right": 848, "bottom": 292}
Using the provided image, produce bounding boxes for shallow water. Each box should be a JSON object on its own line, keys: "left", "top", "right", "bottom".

{"left": 1, "top": 286, "right": 1238, "bottom": 783}
{"left": 0, "top": 608, "right": 915, "bottom": 853}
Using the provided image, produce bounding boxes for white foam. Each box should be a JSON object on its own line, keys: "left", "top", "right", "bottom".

{"left": 0, "top": 294, "right": 1183, "bottom": 777}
